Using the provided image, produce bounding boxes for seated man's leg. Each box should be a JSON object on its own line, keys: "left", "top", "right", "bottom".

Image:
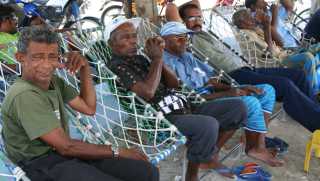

{"left": 22, "top": 152, "right": 123, "bottom": 181}
{"left": 167, "top": 114, "right": 219, "bottom": 164}
{"left": 193, "top": 98, "right": 247, "bottom": 149}
{"left": 255, "top": 67, "right": 314, "bottom": 99}
{"left": 88, "top": 157, "right": 159, "bottom": 181}
{"left": 238, "top": 95, "right": 283, "bottom": 166}
{"left": 167, "top": 114, "right": 224, "bottom": 179}
{"left": 253, "top": 84, "right": 276, "bottom": 124}
{"left": 282, "top": 52, "right": 319, "bottom": 96}
{"left": 229, "top": 68, "right": 314, "bottom": 100}
{"left": 229, "top": 68, "right": 320, "bottom": 132}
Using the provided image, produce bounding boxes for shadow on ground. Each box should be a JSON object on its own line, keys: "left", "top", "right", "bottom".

{"left": 159, "top": 111, "right": 320, "bottom": 181}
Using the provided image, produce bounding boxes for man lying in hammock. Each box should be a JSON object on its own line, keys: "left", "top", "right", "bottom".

{"left": 161, "top": 21, "right": 284, "bottom": 167}
{"left": 232, "top": 8, "right": 320, "bottom": 97}
{"left": 107, "top": 16, "right": 248, "bottom": 181}
{"left": 165, "top": 0, "right": 320, "bottom": 133}
{"left": 1, "top": 26, "right": 159, "bottom": 181}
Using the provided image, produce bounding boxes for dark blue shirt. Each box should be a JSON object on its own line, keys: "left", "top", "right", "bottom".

{"left": 304, "top": 9, "right": 320, "bottom": 43}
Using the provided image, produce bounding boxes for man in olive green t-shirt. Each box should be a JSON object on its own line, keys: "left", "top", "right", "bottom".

{"left": 1, "top": 26, "right": 159, "bottom": 181}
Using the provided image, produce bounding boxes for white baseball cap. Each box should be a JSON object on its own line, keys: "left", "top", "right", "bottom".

{"left": 104, "top": 16, "right": 142, "bottom": 40}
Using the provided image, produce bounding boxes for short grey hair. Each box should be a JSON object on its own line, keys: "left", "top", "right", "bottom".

{"left": 232, "top": 9, "right": 250, "bottom": 28}
{"left": 17, "top": 26, "right": 60, "bottom": 53}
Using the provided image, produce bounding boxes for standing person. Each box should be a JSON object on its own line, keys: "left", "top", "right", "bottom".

{"left": 2, "top": 26, "right": 159, "bottom": 181}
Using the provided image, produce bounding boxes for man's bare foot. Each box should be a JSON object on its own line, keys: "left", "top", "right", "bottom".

{"left": 247, "top": 148, "right": 284, "bottom": 167}
{"left": 199, "top": 154, "right": 236, "bottom": 179}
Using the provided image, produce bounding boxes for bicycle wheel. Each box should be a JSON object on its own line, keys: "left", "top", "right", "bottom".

{"left": 101, "top": 5, "right": 124, "bottom": 27}
{"left": 292, "top": 8, "right": 311, "bottom": 27}
{"left": 64, "top": 16, "right": 101, "bottom": 29}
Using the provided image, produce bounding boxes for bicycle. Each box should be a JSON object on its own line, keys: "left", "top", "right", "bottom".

{"left": 0, "top": 0, "right": 101, "bottom": 30}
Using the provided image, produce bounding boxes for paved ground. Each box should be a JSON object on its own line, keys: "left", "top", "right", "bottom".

{"left": 158, "top": 111, "right": 320, "bottom": 181}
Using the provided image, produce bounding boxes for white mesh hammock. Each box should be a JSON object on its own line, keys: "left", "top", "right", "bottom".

{"left": 201, "top": 0, "right": 316, "bottom": 69}
{"left": 0, "top": 22, "right": 191, "bottom": 180}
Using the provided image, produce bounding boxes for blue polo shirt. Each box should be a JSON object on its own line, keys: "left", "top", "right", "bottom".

{"left": 163, "top": 51, "right": 214, "bottom": 90}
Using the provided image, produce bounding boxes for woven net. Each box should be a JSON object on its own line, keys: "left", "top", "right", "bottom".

{"left": 0, "top": 22, "right": 188, "bottom": 180}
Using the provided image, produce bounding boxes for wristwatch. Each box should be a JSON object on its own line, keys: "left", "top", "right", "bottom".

{"left": 111, "top": 145, "right": 119, "bottom": 159}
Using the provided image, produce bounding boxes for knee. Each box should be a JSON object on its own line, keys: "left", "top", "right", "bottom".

{"left": 279, "top": 77, "right": 295, "bottom": 88}
{"left": 260, "top": 84, "right": 276, "bottom": 100}
{"left": 233, "top": 99, "right": 248, "bottom": 120}
{"left": 293, "top": 68, "right": 307, "bottom": 80}
{"left": 243, "top": 96, "right": 262, "bottom": 113}
{"left": 302, "top": 52, "right": 315, "bottom": 61}
{"left": 201, "top": 116, "right": 220, "bottom": 134}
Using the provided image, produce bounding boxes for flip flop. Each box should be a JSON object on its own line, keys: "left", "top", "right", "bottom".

{"left": 232, "top": 162, "right": 272, "bottom": 181}
{"left": 265, "top": 137, "right": 289, "bottom": 154}
{"left": 213, "top": 167, "right": 237, "bottom": 180}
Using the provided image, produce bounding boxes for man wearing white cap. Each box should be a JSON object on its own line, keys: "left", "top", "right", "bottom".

{"left": 107, "top": 16, "right": 248, "bottom": 180}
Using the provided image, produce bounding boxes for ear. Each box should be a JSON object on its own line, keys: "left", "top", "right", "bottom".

{"left": 15, "top": 52, "right": 26, "bottom": 64}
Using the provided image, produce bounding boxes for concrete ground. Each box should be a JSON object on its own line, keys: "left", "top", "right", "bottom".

{"left": 158, "top": 111, "right": 320, "bottom": 181}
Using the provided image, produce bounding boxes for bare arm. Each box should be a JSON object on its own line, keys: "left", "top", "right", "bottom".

{"left": 131, "top": 37, "right": 166, "bottom": 101}
{"left": 165, "top": 2, "right": 183, "bottom": 22}
{"left": 202, "top": 88, "right": 248, "bottom": 100}
{"left": 40, "top": 127, "right": 148, "bottom": 161}
{"left": 131, "top": 58, "right": 163, "bottom": 101}
{"left": 270, "top": 4, "right": 284, "bottom": 47}
{"left": 162, "top": 64, "right": 179, "bottom": 89}
{"left": 64, "top": 52, "right": 96, "bottom": 115}
{"left": 255, "top": 9, "right": 277, "bottom": 49}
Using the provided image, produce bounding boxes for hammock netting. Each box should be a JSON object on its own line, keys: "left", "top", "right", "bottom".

{"left": 0, "top": 0, "right": 310, "bottom": 179}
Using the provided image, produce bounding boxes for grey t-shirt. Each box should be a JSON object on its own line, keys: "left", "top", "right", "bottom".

{"left": 192, "top": 31, "right": 244, "bottom": 73}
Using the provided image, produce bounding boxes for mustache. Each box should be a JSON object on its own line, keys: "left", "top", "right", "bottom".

{"left": 192, "top": 24, "right": 202, "bottom": 29}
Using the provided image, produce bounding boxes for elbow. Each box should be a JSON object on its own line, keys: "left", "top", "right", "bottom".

{"left": 143, "top": 91, "right": 155, "bottom": 102}
{"left": 85, "top": 106, "right": 96, "bottom": 116}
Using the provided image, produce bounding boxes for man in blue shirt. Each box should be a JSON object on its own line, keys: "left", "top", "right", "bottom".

{"left": 165, "top": 0, "right": 320, "bottom": 133}
{"left": 161, "top": 21, "right": 284, "bottom": 167}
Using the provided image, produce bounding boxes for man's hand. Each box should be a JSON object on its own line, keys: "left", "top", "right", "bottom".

{"left": 241, "top": 86, "right": 264, "bottom": 95}
{"left": 145, "top": 36, "right": 165, "bottom": 60}
{"left": 225, "top": 88, "right": 248, "bottom": 97}
{"left": 255, "top": 9, "right": 270, "bottom": 25}
{"left": 120, "top": 148, "right": 149, "bottom": 161}
{"left": 63, "top": 51, "right": 89, "bottom": 75}
{"left": 208, "top": 77, "right": 220, "bottom": 85}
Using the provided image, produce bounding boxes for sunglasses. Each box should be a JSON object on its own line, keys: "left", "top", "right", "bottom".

{"left": 174, "top": 34, "right": 189, "bottom": 41}
{"left": 186, "top": 16, "right": 203, "bottom": 22}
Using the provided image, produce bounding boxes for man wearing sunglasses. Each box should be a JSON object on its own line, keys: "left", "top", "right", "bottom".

{"left": 165, "top": 0, "right": 320, "bottom": 133}
{"left": 161, "top": 20, "right": 285, "bottom": 168}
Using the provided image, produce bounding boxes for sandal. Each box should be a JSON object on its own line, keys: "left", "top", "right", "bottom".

{"left": 232, "top": 162, "right": 272, "bottom": 181}
{"left": 265, "top": 137, "right": 289, "bottom": 154}
{"left": 213, "top": 167, "right": 237, "bottom": 180}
